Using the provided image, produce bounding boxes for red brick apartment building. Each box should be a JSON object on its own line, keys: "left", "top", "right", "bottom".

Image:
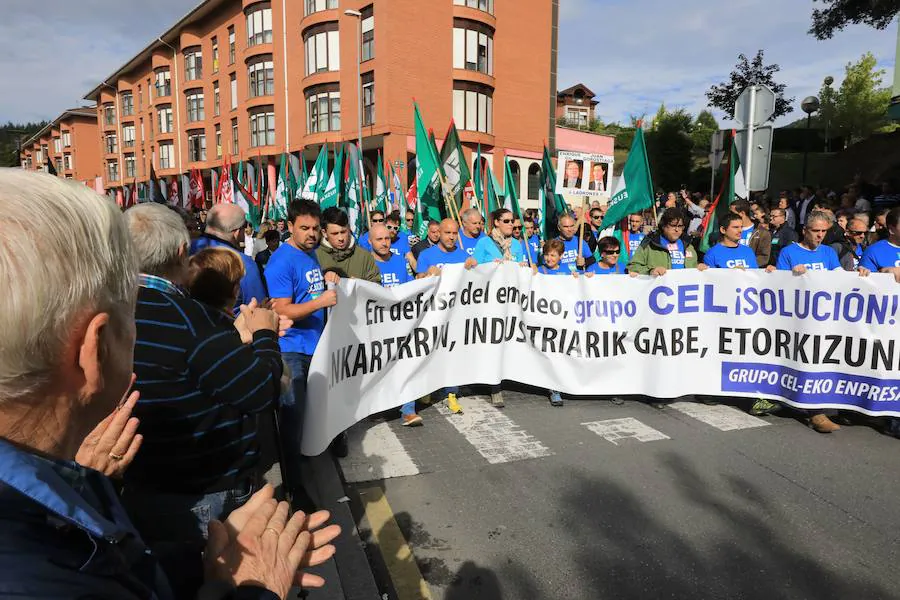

{"left": 19, "top": 108, "right": 102, "bottom": 186}
{"left": 25, "top": 0, "right": 606, "bottom": 210}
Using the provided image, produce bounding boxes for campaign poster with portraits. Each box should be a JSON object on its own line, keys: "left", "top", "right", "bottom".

{"left": 555, "top": 151, "right": 614, "bottom": 198}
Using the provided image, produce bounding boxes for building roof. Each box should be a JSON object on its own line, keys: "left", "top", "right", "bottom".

{"left": 83, "top": 0, "right": 226, "bottom": 101}
{"left": 558, "top": 83, "right": 596, "bottom": 99}
{"left": 22, "top": 107, "right": 98, "bottom": 146}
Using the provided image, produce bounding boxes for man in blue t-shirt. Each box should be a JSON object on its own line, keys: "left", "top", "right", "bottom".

{"left": 859, "top": 207, "right": 900, "bottom": 282}
{"left": 416, "top": 219, "right": 478, "bottom": 277}
{"left": 625, "top": 213, "right": 646, "bottom": 260}
{"left": 556, "top": 214, "right": 594, "bottom": 272}
{"left": 458, "top": 208, "right": 487, "bottom": 257}
{"left": 770, "top": 211, "right": 844, "bottom": 274}
{"left": 704, "top": 213, "right": 759, "bottom": 269}
{"left": 521, "top": 219, "right": 541, "bottom": 262}
{"left": 266, "top": 199, "right": 339, "bottom": 493}
{"left": 369, "top": 224, "right": 422, "bottom": 426}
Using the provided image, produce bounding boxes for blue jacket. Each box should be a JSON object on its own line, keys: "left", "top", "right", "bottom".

{"left": 190, "top": 234, "right": 268, "bottom": 306}
{"left": 0, "top": 439, "right": 276, "bottom": 600}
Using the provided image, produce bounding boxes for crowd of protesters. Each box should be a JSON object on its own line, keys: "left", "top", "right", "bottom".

{"left": 1, "top": 166, "right": 898, "bottom": 597}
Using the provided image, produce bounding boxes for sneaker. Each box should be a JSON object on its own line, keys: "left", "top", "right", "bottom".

{"left": 446, "top": 393, "right": 463, "bottom": 414}
{"left": 402, "top": 413, "right": 423, "bottom": 426}
{"left": 809, "top": 414, "right": 840, "bottom": 433}
{"left": 491, "top": 391, "right": 505, "bottom": 408}
{"left": 750, "top": 398, "right": 781, "bottom": 416}
{"left": 549, "top": 391, "right": 563, "bottom": 407}
{"left": 609, "top": 397, "right": 625, "bottom": 406}
{"left": 650, "top": 401, "right": 667, "bottom": 410}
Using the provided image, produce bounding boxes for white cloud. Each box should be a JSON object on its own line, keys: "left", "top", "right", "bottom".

{"left": 558, "top": 0, "right": 898, "bottom": 128}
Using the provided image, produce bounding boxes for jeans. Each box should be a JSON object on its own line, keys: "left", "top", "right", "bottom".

{"left": 280, "top": 352, "right": 312, "bottom": 493}
{"left": 120, "top": 479, "right": 258, "bottom": 598}
{"left": 400, "top": 401, "right": 417, "bottom": 416}
{"left": 435, "top": 386, "right": 459, "bottom": 400}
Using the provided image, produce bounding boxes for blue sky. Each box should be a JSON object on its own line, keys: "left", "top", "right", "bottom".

{"left": 1, "top": 0, "right": 897, "bottom": 129}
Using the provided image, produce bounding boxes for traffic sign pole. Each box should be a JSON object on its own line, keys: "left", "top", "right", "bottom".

{"left": 744, "top": 85, "right": 757, "bottom": 199}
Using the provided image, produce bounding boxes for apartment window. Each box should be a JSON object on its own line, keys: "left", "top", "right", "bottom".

{"left": 184, "top": 47, "right": 203, "bottom": 81}
{"left": 305, "top": 0, "right": 338, "bottom": 15}
{"left": 214, "top": 81, "right": 221, "bottom": 116}
{"left": 452, "top": 82, "right": 492, "bottom": 133}
{"left": 361, "top": 6, "right": 374, "bottom": 61}
{"left": 453, "top": 20, "right": 493, "bottom": 75}
{"left": 228, "top": 26, "right": 236, "bottom": 64}
{"left": 137, "top": 85, "right": 142, "bottom": 110}
{"left": 230, "top": 73, "right": 238, "bottom": 109}
{"left": 249, "top": 107, "right": 276, "bottom": 147}
{"left": 215, "top": 123, "right": 222, "bottom": 158}
{"left": 231, "top": 118, "right": 239, "bottom": 153}
{"left": 158, "top": 105, "right": 174, "bottom": 133}
{"left": 155, "top": 69, "right": 171, "bottom": 97}
{"left": 62, "top": 131, "right": 71, "bottom": 147}
{"left": 564, "top": 107, "right": 589, "bottom": 127}
{"left": 453, "top": 0, "right": 494, "bottom": 14}
{"left": 185, "top": 89, "right": 205, "bottom": 122}
{"left": 63, "top": 154, "right": 72, "bottom": 171}
{"left": 124, "top": 154, "right": 136, "bottom": 178}
{"left": 122, "top": 124, "right": 135, "bottom": 148}
{"left": 248, "top": 56, "right": 275, "bottom": 97}
{"left": 304, "top": 25, "right": 339, "bottom": 75}
{"left": 246, "top": 3, "right": 273, "bottom": 46}
{"left": 55, "top": 158, "right": 63, "bottom": 174}
{"left": 53, "top": 138, "right": 62, "bottom": 153}
{"left": 188, "top": 129, "right": 207, "bottom": 162}
{"left": 104, "top": 133, "right": 118, "bottom": 154}
{"left": 212, "top": 36, "right": 219, "bottom": 73}
{"left": 362, "top": 73, "right": 374, "bottom": 126}
{"left": 157, "top": 142, "right": 173, "bottom": 169}
{"left": 106, "top": 160, "right": 119, "bottom": 181}
{"left": 121, "top": 91, "right": 134, "bottom": 116}
{"left": 103, "top": 103, "right": 116, "bottom": 126}
{"left": 306, "top": 85, "right": 340, "bottom": 133}
{"left": 142, "top": 117, "right": 149, "bottom": 142}
{"left": 35, "top": 150, "right": 42, "bottom": 165}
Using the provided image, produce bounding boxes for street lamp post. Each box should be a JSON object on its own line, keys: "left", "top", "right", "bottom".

{"left": 344, "top": 9, "right": 365, "bottom": 218}
{"left": 823, "top": 76, "right": 834, "bottom": 152}
{"left": 801, "top": 95, "right": 820, "bottom": 184}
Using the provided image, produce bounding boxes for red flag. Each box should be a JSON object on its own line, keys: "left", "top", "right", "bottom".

{"left": 188, "top": 169, "right": 205, "bottom": 209}
{"left": 406, "top": 178, "right": 418, "bottom": 209}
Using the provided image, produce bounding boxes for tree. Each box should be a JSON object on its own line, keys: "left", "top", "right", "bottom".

{"left": 690, "top": 110, "right": 720, "bottom": 155}
{"left": 809, "top": 0, "right": 900, "bottom": 40}
{"left": 646, "top": 105, "right": 694, "bottom": 192}
{"left": 829, "top": 52, "right": 893, "bottom": 144}
{"left": 706, "top": 51, "right": 794, "bottom": 121}
{"left": 0, "top": 121, "right": 48, "bottom": 167}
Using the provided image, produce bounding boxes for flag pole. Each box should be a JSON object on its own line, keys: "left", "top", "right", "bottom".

{"left": 576, "top": 196, "right": 588, "bottom": 269}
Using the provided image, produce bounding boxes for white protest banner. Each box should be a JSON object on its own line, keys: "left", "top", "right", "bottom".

{"left": 302, "top": 264, "right": 900, "bottom": 455}
{"left": 555, "top": 151, "right": 614, "bottom": 197}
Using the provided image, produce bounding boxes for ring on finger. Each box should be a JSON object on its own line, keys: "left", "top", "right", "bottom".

{"left": 109, "top": 452, "right": 124, "bottom": 460}
{"left": 264, "top": 527, "right": 280, "bottom": 536}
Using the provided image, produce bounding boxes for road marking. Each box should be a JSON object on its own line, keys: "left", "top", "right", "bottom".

{"left": 339, "top": 422, "right": 420, "bottom": 483}
{"left": 435, "top": 396, "right": 553, "bottom": 464}
{"left": 669, "top": 402, "right": 771, "bottom": 431}
{"left": 360, "top": 485, "right": 433, "bottom": 600}
{"left": 582, "top": 418, "right": 670, "bottom": 445}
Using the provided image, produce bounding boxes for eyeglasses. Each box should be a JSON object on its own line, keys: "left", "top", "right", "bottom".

{"left": 499, "top": 218, "right": 514, "bottom": 224}
{"left": 386, "top": 225, "right": 399, "bottom": 231}
{"left": 848, "top": 230, "right": 867, "bottom": 236}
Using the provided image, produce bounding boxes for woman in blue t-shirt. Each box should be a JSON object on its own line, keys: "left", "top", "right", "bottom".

{"left": 474, "top": 209, "right": 527, "bottom": 265}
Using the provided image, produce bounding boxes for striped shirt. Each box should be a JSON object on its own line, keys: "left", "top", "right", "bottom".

{"left": 126, "top": 285, "right": 283, "bottom": 493}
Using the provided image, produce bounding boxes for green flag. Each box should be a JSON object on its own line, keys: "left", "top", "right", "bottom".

{"left": 299, "top": 150, "right": 309, "bottom": 192}
{"left": 344, "top": 150, "right": 364, "bottom": 237}
{"left": 473, "top": 143, "right": 485, "bottom": 217}
{"left": 504, "top": 156, "right": 532, "bottom": 263}
{"left": 375, "top": 150, "right": 388, "bottom": 213}
{"left": 320, "top": 144, "right": 343, "bottom": 210}
{"left": 440, "top": 120, "right": 471, "bottom": 210}
{"left": 700, "top": 130, "right": 739, "bottom": 252}
{"left": 485, "top": 161, "right": 502, "bottom": 216}
{"left": 272, "top": 153, "right": 290, "bottom": 221}
{"left": 600, "top": 127, "right": 654, "bottom": 230}
{"left": 540, "top": 146, "right": 569, "bottom": 241}
{"left": 414, "top": 102, "right": 443, "bottom": 238}
{"left": 301, "top": 144, "right": 328, "bottom": 200}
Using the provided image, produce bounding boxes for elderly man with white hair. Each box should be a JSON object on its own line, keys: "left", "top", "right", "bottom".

{"left": 0, "top": 170, "right": 339, "bottom": 598}
{"left": 192, "top": 202, "right": 268, "bottom": 308}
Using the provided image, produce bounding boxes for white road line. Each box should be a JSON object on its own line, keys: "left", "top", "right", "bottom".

{"left": 339, "top": 422, "right": 420, "bottom": 483}
{"left": 669, "top": 402, "right": 771, "bottom": 431}
{"left": 581, "top": 418, "right": 670, "bottom": 445}
{"left": 435, "top": 396, "right": 553, "bottom": 464}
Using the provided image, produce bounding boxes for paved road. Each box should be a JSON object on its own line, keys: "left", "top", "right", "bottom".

{"left": 339, "top": 388, "right": 900, "bottom": 600}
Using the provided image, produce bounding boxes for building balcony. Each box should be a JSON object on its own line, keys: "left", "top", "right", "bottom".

{"left": 302, "top": 70, "right": 340, "bottom": 90}
{"left": 457, "top": 130, "right": 495, "bottom": 147}
{"left": 452, "top": 5, "right": 497, "bottom": 28}
{"left": 301, "top": 10, "right": 338, "bottom": 31}
{"left": 246, "top": 94, "right": 276, "bottom": 110}
{"left": 243, "top": 41, "right": 274, "bottom": 61}
{"left": 452, "top": 68, "right": 495, "bottom": 89}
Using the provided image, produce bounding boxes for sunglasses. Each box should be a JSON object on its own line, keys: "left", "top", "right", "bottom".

{"left": 602, "top": 250, "right": 620, "bottom": 255}
{"left": 372, "top": 218, "right": 385, "bottom": 223}
{"left": 386, "top": 225, "right": 399, "bottom": 231}
{"left": 499, "top": 218, "right": 514, "bottom": 224}
{"left": 591, "top": 214, "right": 602, "bottom": 220}
{"left": 848, "top": 230, "right": 867, "bottom": 235}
